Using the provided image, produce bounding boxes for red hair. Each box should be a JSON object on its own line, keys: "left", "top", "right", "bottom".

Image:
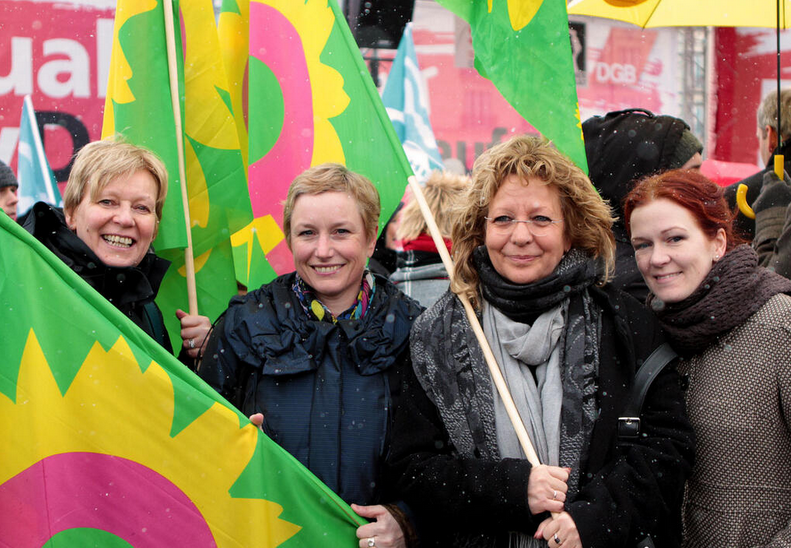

{"left": 623, "top": 169, "right": 746, "bottom": 252}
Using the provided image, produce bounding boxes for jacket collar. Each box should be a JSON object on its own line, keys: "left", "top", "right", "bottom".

{"left": 23, "top": 202, "right": 170, "bottom": 308}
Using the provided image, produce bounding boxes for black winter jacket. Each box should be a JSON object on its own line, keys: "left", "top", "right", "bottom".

{"left": 198, "top": 272, "right": 423, "bottom": 506}
{"left": 388, "top": 286, "right": 695, "bottom": 548}
{"left": 22, "top": 202, "right": 172, "bottom": 352}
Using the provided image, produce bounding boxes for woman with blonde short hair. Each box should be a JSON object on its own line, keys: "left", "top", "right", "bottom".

{"left": 387, "top": 136, "right": 694, "bottom": 548}
{"left": 200, "top": 163, "right": 424, "bottom": 548}
{"left": 23, "top": 138, "right": 210, "bottom": 360}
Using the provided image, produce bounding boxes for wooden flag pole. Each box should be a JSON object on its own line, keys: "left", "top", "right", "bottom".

{"left": 406, "top": 175, "right": 541, "bottom": 467}
{"left": 163, "top": 0, "right": 198, "bottom": 314}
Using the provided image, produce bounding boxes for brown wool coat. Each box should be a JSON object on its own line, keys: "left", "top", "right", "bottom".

{"left": 678, "top": 293, "right": 791, "bottom": 547}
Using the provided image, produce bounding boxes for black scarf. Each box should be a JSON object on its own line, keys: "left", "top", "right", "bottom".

{"left": 473, "top": 246, "right": 599, "bottom": 322}
{"left": 473, "top": 246, "right": 600, "bottom": 497}
{"left": 650, "top": 244, "right": 791, "bottom": 355}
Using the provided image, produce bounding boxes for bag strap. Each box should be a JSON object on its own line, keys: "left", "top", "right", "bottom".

{"left": 618, "top": 342, "right": 678, "bottom": 440}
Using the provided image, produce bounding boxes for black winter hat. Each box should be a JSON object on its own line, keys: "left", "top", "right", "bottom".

{"left": 582, "top": 108, "right": 702, "bottom": 219}
{"left": 0, "top": 159, "right": 18, "bottom": 190}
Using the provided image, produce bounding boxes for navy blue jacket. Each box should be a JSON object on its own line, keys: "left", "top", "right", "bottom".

{"left": 199, "top": 272, "right": 423, "bottom": 505}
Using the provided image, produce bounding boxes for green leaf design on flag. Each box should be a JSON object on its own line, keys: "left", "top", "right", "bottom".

{"left": 437, "top": 0, "right": 587, "bottom": 171}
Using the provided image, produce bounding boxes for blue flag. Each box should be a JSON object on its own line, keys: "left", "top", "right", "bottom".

{"left": 16, "top": 95, "right": 61, "bottom": 216}
{"left": 382, "top": 23, "right": 444, "bottom": 182}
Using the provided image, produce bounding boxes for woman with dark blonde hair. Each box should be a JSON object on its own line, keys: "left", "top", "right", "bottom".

{"left": 388, "top": 136, "right": 694, "bottom": 548}
{"left": 23, "top": 139, "right": 210, "bottom": 360}
{"left": 625, "top": 169, "right": 791, "bottom": 547}
{"left": 200, "top": 163, "right": 424, "bottom": 548}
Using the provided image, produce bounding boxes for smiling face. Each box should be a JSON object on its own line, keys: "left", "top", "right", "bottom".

{"left": 629, "top": 198, "right": 727, "bottom": 303}
{"left": 484, "top": 175, "right": 570, "bottom": 285}
{"left": 65, "top": 170, "right": 159, "bottom": 268}
{"left": 288, "top": 191, "right": 376, "bottom": 315}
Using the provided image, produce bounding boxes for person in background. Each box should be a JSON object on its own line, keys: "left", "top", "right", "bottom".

{"left": 725, "top": 89, "right": 791, "bottom": 241}
{"left": 199, "top": 164, "right": 424, "bottom": 548}
{"left": 22, "top": 139, "right": 210, "bottom": 362}
{"left": 389, "top": 136, "right": 694, "bottom": 548}
{"left": 389, "top": 170, "right": 470, "bottom": 308}
{"left": 368, "top": 202, "right": 404, "bottom": 278}
{"left": 0, "top": 159, "right": 19, "bottom": 221}
{"left": 724, "top": 89, "right": 791, "bottom": 279}
{"left": 583, "top": 108, "right": 703, "bottom": 302}
{"left": 625, "top": 168, "right": 791, "bottom": 547}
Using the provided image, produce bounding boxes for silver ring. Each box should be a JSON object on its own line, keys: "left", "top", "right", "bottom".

{"left": 367, "top": 538, "right": 376, "bottom": 548}
{"left": 552, "top": 489, "right": 558, "bottom": 500}
{"left": 188, "top": 338, "right": 195, "bottom": 349}
{"left": 554, "top": 534, "right": 562, "bottom": 545}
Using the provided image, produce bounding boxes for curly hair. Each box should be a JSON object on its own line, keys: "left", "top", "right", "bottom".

{"left": 451, "top": 135, "right": 615, "bottom": 310}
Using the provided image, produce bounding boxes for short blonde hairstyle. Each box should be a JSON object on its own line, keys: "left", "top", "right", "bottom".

{"left": 397, "top": 170, "right": 470, "bottom": 241}
{"left": 452, "top": 135, "right": 615, "bottom": 309}
{"left": 64, "top": 138, "right": 168, "bottom": 220}
{"left": 283, "top": 163, "right": 380, "bottom": 246}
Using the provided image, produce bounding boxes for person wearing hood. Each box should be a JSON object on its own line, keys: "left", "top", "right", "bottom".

{"left": 389, "top": 171, "right": 469, "bottom": 308}
{"left": 0, "top": 159, "right": 19, "bottom": 221}
{"left": 583, "top": 108, "right": 703, "bottom": 302}
{"left": 22, "top": 139, "right": 210, "bottom": 362}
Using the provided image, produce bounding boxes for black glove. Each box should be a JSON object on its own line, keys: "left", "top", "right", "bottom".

{"left": 752, "top": 169, "right": 791, "bottom": 215}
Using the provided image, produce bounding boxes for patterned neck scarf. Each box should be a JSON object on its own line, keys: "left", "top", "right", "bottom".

{"left": 292, "top": 271, "right": 376, "bottom": 323}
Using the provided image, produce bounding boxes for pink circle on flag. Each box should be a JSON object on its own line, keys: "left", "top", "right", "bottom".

{"left": 0, "top": 452, "right": 216, "bottom": 547}
{"left": 248, "top": 3, "right": 314, "bottom": 221}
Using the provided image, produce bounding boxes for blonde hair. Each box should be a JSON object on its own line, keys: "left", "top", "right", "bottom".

{"left": 64, "top": 138, "right": 168, "bottom": 220}
{"left": 451, "top": 135, "right": 615, "bottom": 309}
{"left": 397, "top": 171, "right": 470, "bottom": 241}
{"left": 283, "top": 163, "right": 380, "bottom": 246}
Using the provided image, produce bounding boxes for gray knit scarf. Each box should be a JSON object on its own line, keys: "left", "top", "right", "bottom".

{"left": 474, "top": 248, "right": 601, "bottom": 499}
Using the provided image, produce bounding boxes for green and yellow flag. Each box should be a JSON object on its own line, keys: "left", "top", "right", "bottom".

{"left": 103, "top": 0, "right": 254, "bottom": 343}
{"left": 230, "top": 0, "right": 413, "bottom": 289}
{"left": 155, "top": 0, "right": 254, "bottom": 348}
{"left": 0, "top": 212, "right": 362, "bottom": 546}
{"left": 437, "top": 0, "right": 587, "bottom": 170}
{"left": 102, "top": 0, "right": 187, "bottom": 251}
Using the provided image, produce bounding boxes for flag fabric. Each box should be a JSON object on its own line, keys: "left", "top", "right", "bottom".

{"left": 218, "top": 0, "right": 250, "bottom": 168}
{"left": 231, "top": 0, "right": 414, "bottom": 290}
{"left": 436, "top": 0, "right": 587, "bottom": 171}
{"left": 382, "top": 23, "right": 444, "bottom": 183}
{"left": 102, "top": 0, "right": 187, "bottom": 252}
{"left": 154, "top": 0, "right": 254, "bottom": 347}
{"left": 16, "top": 95, "right": 61, "bottom": 217}
{"left": 0, "top": 212, "right": 363, "bottom": 547}
{"left": 103, "top": 0, "right": 254, "bottom": 344}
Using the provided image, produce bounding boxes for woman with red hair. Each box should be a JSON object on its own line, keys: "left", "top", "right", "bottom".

{"left": 624, "top": 169, "right": 791, "bottom": 546}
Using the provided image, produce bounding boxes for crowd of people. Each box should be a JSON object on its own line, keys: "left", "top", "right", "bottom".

{"left": 4, "top": 91, "right": 791, "bottom": 547}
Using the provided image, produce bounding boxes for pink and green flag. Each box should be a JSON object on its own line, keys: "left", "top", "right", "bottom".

{"left": 231, "top": 0, "right": 413, "bottom": 289}
{"left": 0, "top": 212, "right": 362, "bottom": 546}
{"left": 436, "top": 0, "right": 587, "bottom": 171}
